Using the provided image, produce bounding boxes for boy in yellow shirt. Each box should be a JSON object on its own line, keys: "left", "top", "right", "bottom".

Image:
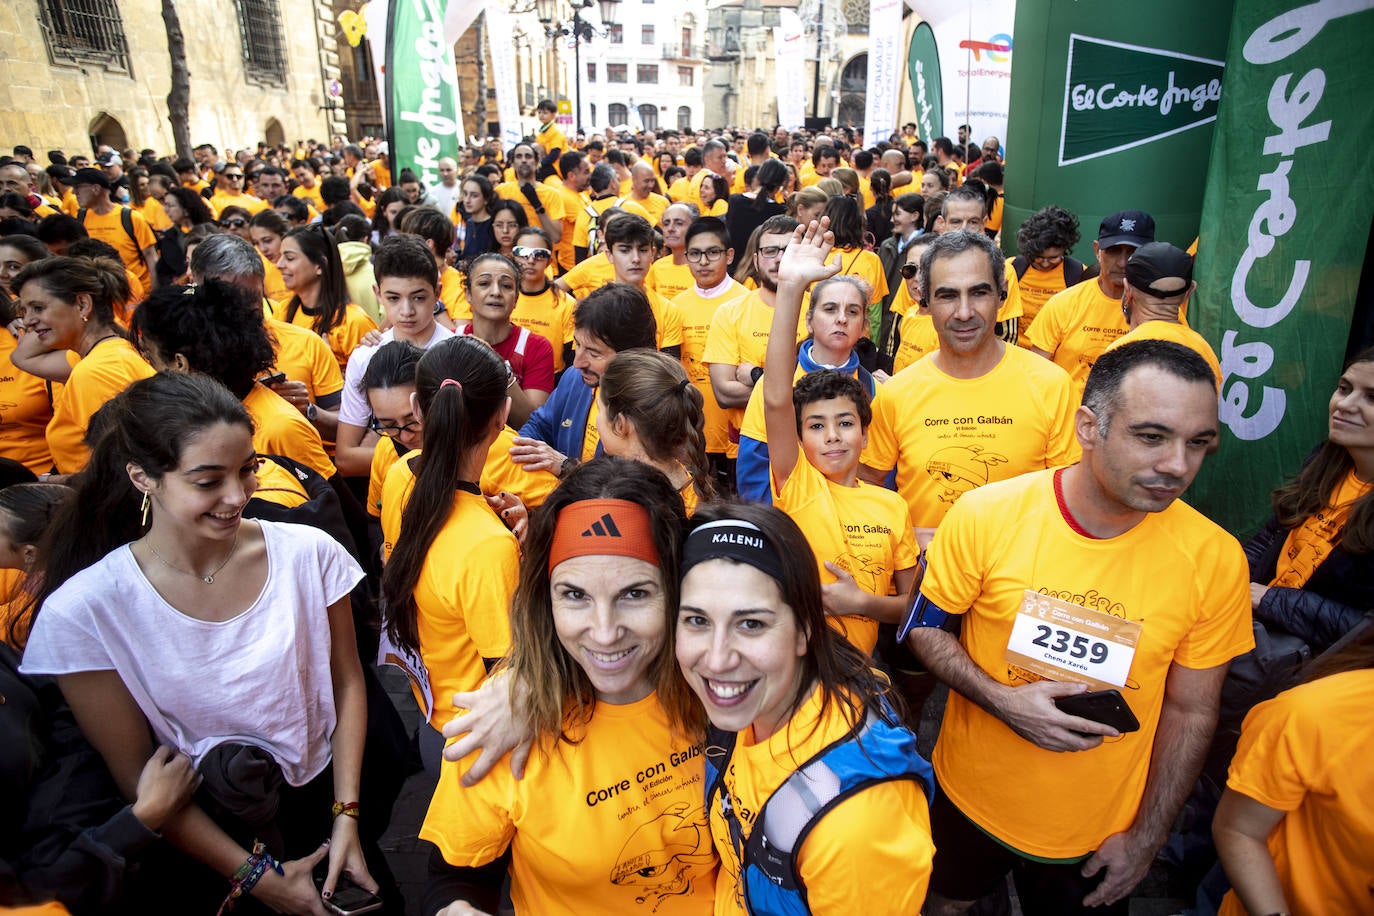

{"left": 761, "top": 217, "right": 919, "bottom": 655}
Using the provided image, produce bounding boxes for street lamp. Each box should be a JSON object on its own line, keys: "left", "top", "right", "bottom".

{"left": 535, "top": 0, "right": 621, "bottom": 134}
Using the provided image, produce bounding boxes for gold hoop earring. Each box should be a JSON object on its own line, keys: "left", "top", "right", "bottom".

{"left": 140, "top": 491, "right": 150, "bottom": 527}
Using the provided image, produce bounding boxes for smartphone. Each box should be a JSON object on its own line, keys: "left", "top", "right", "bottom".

{"left": 1054, "top": 688, "right": 1140, "bottom": 734}
{"left": 256, "top": 371, "right": 287, "bottom": 387}
{"left": 315, "top": 875, "right": 383, "bottom": 916}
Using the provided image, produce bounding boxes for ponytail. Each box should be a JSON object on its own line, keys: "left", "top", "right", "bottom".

{"left": 381, "top": 336, "right": 508, "bottom": 655}
{"left": 12, "top": 255, "right": 129, "bottom": 332}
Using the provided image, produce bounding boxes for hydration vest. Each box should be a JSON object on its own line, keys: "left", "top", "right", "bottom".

{"left": 704, "top": 702, "right": 935, "bottom": 916}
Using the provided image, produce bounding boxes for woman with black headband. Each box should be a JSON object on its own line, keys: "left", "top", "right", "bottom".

{"left": 422, "top": 457, "right": 717, "bottom": 915}
{"left": 670, "top": 502, "right": 935, "bottom": 915}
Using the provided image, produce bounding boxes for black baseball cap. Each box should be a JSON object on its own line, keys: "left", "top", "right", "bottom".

{"left": 1126, "top": 242, "right": 1194, "bottom": 298}
{"left": 1097, "top": 209, "right": 1155, "bottom": 249}
{"left": 69, "top": 168, "right": 112, "bottom": 189}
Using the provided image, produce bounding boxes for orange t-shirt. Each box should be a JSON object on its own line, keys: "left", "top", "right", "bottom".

{"left": 241, "top": 383, "right": 335, "bottom": 481}
{"left": 47, "top": 337, "right": 153, "bottom": 474}
{"left": 0, "top": 331, "right": 55, "bottom": 473}
{"left": 1104, "top": 320, "right": 1222, "bottom": 386}
{"left": 1024, "top": 278, "right": 1128, "bottom": 400}
{"left": 271, "top": 300, "right": 379, "bottom": 374}
{"left": 1270, "top": 468, "right": 1371, "bottom": 589}
{"left": 1218, "top": 669, "right": 1374, "bottom": 916}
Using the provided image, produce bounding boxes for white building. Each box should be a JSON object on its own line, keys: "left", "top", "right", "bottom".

{"left": 581, "top": 0, "right": 710, "bottom": 133}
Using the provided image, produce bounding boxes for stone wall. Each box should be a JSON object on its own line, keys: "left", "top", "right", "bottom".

{"left": 0, "top": 0, "right": 346, "bottom": 155}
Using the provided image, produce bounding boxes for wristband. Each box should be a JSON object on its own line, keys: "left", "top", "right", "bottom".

{"left": 559, "top": 456, "right": 577, "bottom": 478}
{"left": 749, "top": 366, "right": 764, "bottom": 384}
{"left": 332, "top": 800, "right": 360, "bottom": 819}
{"left": 218, "top": 840, "right": 282, "bottom": 914}
{"left": 533, "top": 206, "right": 546, "bottom": 215}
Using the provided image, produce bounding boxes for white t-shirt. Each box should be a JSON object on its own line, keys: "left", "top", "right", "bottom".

{"left": 337, "top": 323, "right": 454, "bottom": 428}
{"left": 21, "top": 520, "right": 364, "bottom": 786}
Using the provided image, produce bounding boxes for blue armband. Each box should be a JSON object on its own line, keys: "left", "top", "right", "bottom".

{"left": 897, "top": 590, "right": 950, "bottom": 643}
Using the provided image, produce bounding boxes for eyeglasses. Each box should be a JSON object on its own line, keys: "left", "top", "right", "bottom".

{"left": 512, "top": 246, "right": 551, "bottom": 261}
{"left": 899, "top": 263, "right": 919, "bottom": 279}
{"left": 686, "top": 246, "right": 727, "bottom": 263}
{"left": 756, "top": 245, "right": 789, "bottom": 259}
{"left": 220, "top": 218, "right": 248, "bottom": 228}
{"left": 1032, "top": 253, "right": 1065, "bottom": 269}
{"left": 370, "top": 418, "right": 422, "bottom": 438}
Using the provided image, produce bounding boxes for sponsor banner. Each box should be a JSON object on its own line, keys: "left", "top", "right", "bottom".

{"left": 444, "top": 0, "right": 484, "bottom": 48}
{"left": 906, "top": 22, "right": 943, "bottom": 145}
{"left": 905, "top": 0, "right": 1016, "bottom": 142}
{"left": 486, "top": 4, "right": 522, "bottom": 150}
{"left": 1187, "top": 0, "right": 1374, "bottom": 536}
{"left": 1001, "top": 2, "right": 1232, "bottom": 265}
{"left": 775, "top": 9, "right": 807, "bottom": 131}
{"left": 386, "top": 0, "right": 466, "bottom": 188}
{"left": 864, "top": 0, "right": 904, "bottom": 145}
{"left": 363, "top": 0, "right": 391, "bottom": 115}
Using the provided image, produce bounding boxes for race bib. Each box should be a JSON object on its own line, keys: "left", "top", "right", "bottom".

{"left": 1005, "top": 590, "right": 1140, "bottom": 690}
{"left": 377, "top": 630, "right": 434, "bottom": 721}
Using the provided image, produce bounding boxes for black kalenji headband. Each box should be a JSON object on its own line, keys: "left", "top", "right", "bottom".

{"left": 681, "top": 519, "right": 787, "bottom": 584}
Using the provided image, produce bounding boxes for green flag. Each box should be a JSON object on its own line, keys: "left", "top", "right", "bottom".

{"left": 907, "top": 23, "right": 943, "bottom": 148}
{"left": 386, "top": 0, "right": 465, "bottom": 191}
{"left": 1187, "top": 0, "right": 1374, "bottom": 536}
{"left": 1002, "top": 3, "right": 1234, "bottom": 262}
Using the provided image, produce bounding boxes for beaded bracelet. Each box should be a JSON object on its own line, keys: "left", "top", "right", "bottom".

{"left": 332, "top": 800, "right": 360, "bottom": 819}
{"left": 217, "top": 840, "right": 283, "bottom": 915}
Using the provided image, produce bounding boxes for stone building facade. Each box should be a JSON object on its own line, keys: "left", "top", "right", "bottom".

{"left": 0, "top": 0, "right": 347, "bottom": 155}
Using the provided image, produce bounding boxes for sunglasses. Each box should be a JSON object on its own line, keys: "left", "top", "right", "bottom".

{"left": 224, "top": 174, "right": 245, "bottom": 180}
{"left": 220, "top": 218, "right": 248, "bottom": 229}
{"left": 899, "top": 263, "right": 918, "bottom": 279}
{"left": 512, "top": 245, "right": 551, "bottom": 260}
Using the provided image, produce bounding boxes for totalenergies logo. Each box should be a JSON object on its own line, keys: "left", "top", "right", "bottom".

{"left": 959, "top": 33, "right": 1013, "bottom": 63}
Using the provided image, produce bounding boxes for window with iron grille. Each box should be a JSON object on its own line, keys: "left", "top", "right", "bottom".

{"left": 233, "top": 0, "right": 288, "bottom": 86}
{"left": 39, "top": 0, "right": 131, "bottom": 73}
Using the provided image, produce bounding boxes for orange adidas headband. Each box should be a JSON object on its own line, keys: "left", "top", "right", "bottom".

{"left": 548, "top": 499, "right": 661, "bottom": 573}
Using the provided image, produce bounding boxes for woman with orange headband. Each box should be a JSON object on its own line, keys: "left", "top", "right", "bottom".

{"left": 422, "top": 457, "right": 717, "bottom": 915}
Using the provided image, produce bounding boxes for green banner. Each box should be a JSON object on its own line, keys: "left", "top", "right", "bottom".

{"left": 1002, "top": 2, "right": 1234, "bottom": 262}
{"left": 1186, "top": 0, "right": 1374, "bottom": 536}
{"left": 386, "top": 0, "right": 465, "bottom": 191}
{"left": 907, "top": 23, "right": 943, "bottom": 146}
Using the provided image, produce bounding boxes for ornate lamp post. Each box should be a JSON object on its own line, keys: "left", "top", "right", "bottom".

{"left": 535, "top": 0, "right": 622, "bottom": 134}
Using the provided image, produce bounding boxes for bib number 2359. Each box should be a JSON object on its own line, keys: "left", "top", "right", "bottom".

{"left": 1005, "top": 590, "right": 1140, "bottom": 689}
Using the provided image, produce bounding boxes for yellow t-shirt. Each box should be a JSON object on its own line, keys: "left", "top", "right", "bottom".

{"left": 535, "top": 121, "right": 568, "bottom": 158}
{"left": 649, "top": 289, "right": 684, "bottom": 351}
{"left": 772, "top": 454, "right": 918, "bottom": 655}
{"left": 1024, "top": 278, "right": 1128, "bottom": 400}
{"left": 496, "top": 181, "right": 565, "bottom": 231}
{"left": 139, "top": 196, "right": 172, "bottom": 232}
{"left": 79, "top": 207, "right": 157, "bottom": 292}
{"left": 674, "top": 281, "right": 751, "bottom": 455}
{"left": 832, "top": 247, "right": 889, "bottom": 308}
{"left": 47, "top": 337, "right": 153, "bottom": 474}
{"left": 863, "top": 345, "right": 1078, "bottom": 528}
{"left": 0, "top": 331, "right": 55, "bottom": 474}
{"left": 367, "top": 437, "right": 404, "bottom": 517}
{"left": 241, "top": 383, "right": 335, "bottom": 481}
{"left": 559, "top": 253, "right": 616, "bottom": 300}
{"left": 1269, "top": 468, "right": 1371, "bottom": 589}
{"left": 632, "top": 192, "right": 669, "bottom": 227}
{"left": 921, "top": 468, "right": 1253, "bottom": 859}
{"left": 888, "top": 284, "right": 940, "bottom": 374}
{"left": 251, "top": 455, "right": 312, "bottom": 509}
{"left": 440, "top": 266, "right": 472, "bottom": 322}
{"left": 272, "top": 301, "right": 379, "bottom": 374}
{"left": 1008, "top": 259, "right": 1068, "bottom": 342}
{"left": 710, "top": 686, "right": 933, "bottom": 914}
{"left": 371, "top": 428, "right": 557, "bottom": 519}
{"left": 381, "top": 456, "right": 518, "bottom": 727}
{"left": 1217, "top": 669, "right": 1374, "bottom": 916}
{"left": 513, "top": 285, "right": 575, "bottom": 373}
{"left": 422, "top": 693, "right": 717, "bottom": 916}
{"left": 1103, "top": 320, "right": 1222, "bottom": 386}
{"left": 572, "top": 197, "right": 617, "bottom": 251}
{"left": 581, "top": 397, "right": 601, "bottom": 462}
{"left": 701, "top": 290, "right": 806, "bottom": 451}
{"left": 292, "top": 183, "right": 325, "bottom": 213}
{"left": 265, "top": 318, "right": 345, "bottom": 402}
{"left": 647, "top": 257, "right": 694, "bottom": 304}
{"left": 208, "top": 191, "right": 269, "bottom": 218}
{"left": 553, "top": 183, "right": 587, "bottom": 271}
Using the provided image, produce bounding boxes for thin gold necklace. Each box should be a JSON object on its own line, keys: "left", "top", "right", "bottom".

{"left": 144, "top": 531, "right": 239, "bottom": 584}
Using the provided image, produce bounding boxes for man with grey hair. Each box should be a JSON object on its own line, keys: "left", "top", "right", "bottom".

{"left": 190, "top": 234, "right": 343, "bottom": 439}
{"left": 859, "top": 230, "right": 1077, "bottom": 547}
{"left": 902, "top": 339, "right": 1249, "bottom": 914}
{"left": 646, "top": 200, "right": 700, "bottom": 303}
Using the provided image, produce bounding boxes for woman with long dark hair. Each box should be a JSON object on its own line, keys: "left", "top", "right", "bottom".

{"left": 455, "top": 174, "right": 498, "bottom": 260}
{"left": 379, "top": 335, "right": 518, "bottom": 773}
{"left": 822, "top": 195, "right": 887, "bottom": 332}
{"left": 18, "top": 372, "right": 378, "bottom": 913}
{"left": 725, "top": 159, "right": 787, "bottom": 275}
{"left": 155, "top": 187, "right": 216, "bottom": 286}
{"left": 273, "top": 224, "right": 378, "bottom": 372}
